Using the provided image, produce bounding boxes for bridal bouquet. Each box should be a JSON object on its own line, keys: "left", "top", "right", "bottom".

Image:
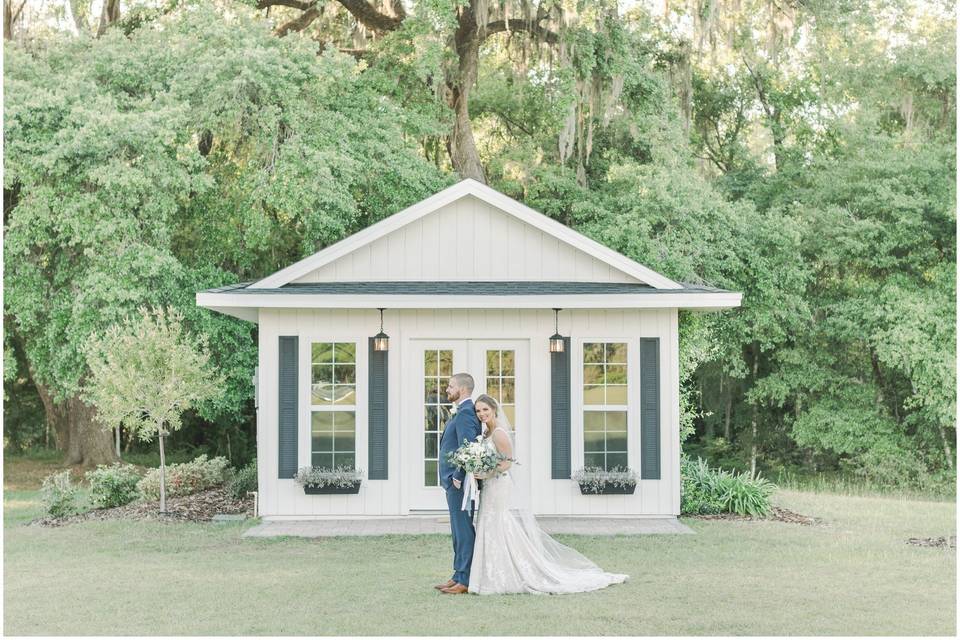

{"left": 445, "top": 435, "right": 508, "bottom": 476}
{"left": 446, "top": 435, "right": 512, "bottom": 511}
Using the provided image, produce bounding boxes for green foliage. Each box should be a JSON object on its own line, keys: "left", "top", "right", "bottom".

{"left": 84, "top": 463, "right": 142, "bottom": 509}
{"left": 39, "top": 470, "right": 85, "bottom": 518}
{"left": 137, "top": 454, "right": 230, "bottom": 500}
{"left": 5, "top": 0, "right": 955, "bottom": 493}
{"left": 4, "top": 2, "right": 447, "bottom": 432}
{"left": 681, "top": 454, "right": 776, "bottom": 516}
{"left": 82, "top": 306, "right": 224, "bottom": 442}
{"left": 227, "top": 458, "right": 258, "bottom": 499}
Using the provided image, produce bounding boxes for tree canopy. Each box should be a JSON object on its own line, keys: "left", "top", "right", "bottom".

{"left": 4, "top": 0, "right": 955, "bottom": 491}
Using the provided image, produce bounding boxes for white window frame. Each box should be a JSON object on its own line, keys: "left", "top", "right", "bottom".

{"left": 299, "top": 337, "right": 368, "bottom": 475}
{"left": 572, "top": 337, "right": 640, "bottom": 473}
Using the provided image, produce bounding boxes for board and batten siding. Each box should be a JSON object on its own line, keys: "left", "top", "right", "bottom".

{"left": 256, "top": 307, "right": 679, "bottom": 518}
{"left": 291, "top": 195, "right": 642, "bottom": 284}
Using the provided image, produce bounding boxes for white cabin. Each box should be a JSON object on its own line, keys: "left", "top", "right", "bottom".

{"left": 196, "top": 179, "right": 742, "bottom": 520}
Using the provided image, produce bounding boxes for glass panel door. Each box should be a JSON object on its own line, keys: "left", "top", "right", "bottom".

{"left": 409, "top": 341, "right": 466, "bottom": 510}
{"left": 422, "top": 347, "right": 454, "bottom": 487}
{"left": 407, "top": 340, "right": 529, "bottom": 512}
{"left": 470, "top": 340, "right": 530, "bottom": 512}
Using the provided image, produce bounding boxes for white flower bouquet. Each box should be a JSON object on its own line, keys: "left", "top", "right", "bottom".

{"left": 445, "top": 435, "right": 508, "bottom": 476}
{"left": 445, "top": 435, "right": 515, "bottom": 511}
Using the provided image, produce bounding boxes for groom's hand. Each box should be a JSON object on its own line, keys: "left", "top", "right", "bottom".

{"left": 452, "top": 478, "right": 461, "bottom": 489}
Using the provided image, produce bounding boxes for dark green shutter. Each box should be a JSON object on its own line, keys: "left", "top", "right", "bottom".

{"left": 551, "top": 336, "right": 572, "bottom": 479}
{"left": 640, "top": 338, "right": 661, "bottom": 480}
{"left": 368, "top": 338, "right": 389, "bottom": 480}
{"left": 278, "top": 336, "right": 299, "bottom": 479}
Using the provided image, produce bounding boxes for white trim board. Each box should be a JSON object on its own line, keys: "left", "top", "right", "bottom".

{"left": 248, "top": 179, "right": 682, "bottom": 290}
{"left": 196, "top": 292, "right": 742, "bottom": 317}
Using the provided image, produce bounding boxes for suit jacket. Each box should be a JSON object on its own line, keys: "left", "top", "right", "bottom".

{"left": 438, "top": 398, "right": 482, "bottom": 491}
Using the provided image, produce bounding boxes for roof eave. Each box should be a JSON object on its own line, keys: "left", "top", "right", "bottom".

{"left": 196, "top": 291, "right": 743, "bottom": 312}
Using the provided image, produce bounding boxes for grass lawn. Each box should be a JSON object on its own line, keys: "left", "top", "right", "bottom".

{"left": 3, "top": 468, "right": 955, "bottom": 635}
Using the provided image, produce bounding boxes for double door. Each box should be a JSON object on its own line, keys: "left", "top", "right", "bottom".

{"left": 407, "top": 339, "right": 529, "bottom": 511}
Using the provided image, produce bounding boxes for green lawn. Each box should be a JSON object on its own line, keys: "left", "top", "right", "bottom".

{"left": 3, "top": 487, "right": 955, "bottom": 635}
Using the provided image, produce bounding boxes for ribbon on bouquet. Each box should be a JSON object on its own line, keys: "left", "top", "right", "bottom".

{"left": 460, "top": 471, "right": 480, "bottom": 511}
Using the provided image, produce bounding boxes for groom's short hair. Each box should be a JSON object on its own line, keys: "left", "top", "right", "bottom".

{"left": 451, "top": 372, "right": 475, "bottom": 393}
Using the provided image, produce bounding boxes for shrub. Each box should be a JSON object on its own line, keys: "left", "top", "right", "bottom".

{"left": 137, "top": 454, "right": 230, "bottom": 500}
{"left": 681, "top": 454, "right": 776, "bottom": 516}
{"left": 40, "top": 470, "right": 85, "bottom": 518}
{"left": 84, "top": 462, "right": 142, "bottom": 508}
{"left": 228, "top": 458, "right": 258, "bottom": 499}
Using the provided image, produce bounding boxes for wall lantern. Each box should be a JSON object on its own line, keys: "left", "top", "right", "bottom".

{"left": 373, "top": 308, "right": 390, "bottom": 351}
{"left": 549, "top": 308, "right": 565, "bottom": 353}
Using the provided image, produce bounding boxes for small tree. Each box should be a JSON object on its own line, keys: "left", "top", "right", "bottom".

{"left": 82, "top": 306, "right": 224, "bottom": 513}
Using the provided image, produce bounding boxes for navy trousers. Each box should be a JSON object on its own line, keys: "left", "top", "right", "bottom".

{"left": 445, "top": 484, "right": 476, "bottom": 586}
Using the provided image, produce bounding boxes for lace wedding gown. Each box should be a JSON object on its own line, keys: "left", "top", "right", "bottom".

{"left": 468, "top": 427, "right": 629, "bottom": 596}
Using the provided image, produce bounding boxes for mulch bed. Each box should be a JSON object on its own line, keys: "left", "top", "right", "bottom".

{"left": 27, "top": 486, "right": 255, "bottom": 527}
{"left": 686, "top": 505, "right": 825, "bottom": 526}
{"left": 906, "top": 536, "right": 956, "bottom": 549}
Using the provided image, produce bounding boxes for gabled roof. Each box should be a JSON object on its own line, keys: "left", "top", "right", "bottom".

{"left": 195, "top": 280, "right": 743, "bottom": 322}
{"left": 248, "top": 178, "right": 682, "bottom": 290}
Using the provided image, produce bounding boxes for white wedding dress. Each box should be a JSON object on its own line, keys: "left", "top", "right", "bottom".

{"left": 468, "top": 426, "right": 629, "bottom": 595}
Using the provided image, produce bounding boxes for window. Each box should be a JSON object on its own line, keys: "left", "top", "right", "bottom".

{"left": 485, "top": 349, "right": 516, "bottom": 431}
{"left": 582, "top": 342, "right": 628, "bottom": 471}
{"left": 311, "top": 342, "right": 357, "bottom": 469}
{"left": 423, "top": 349, "right": 453, "bottom": 486}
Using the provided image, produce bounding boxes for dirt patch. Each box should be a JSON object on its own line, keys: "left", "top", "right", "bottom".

{"left": 26, "top": 486, "right": 254, "bottom": 527}
{"left": 686, "top": 505, "right": 824, "bottom": 526}
{"left": 906, "top": 536, "right": 956, "bottom": 549}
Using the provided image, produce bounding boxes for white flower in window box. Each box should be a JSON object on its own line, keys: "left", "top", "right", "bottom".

{"left": 294, "top": 465, "right": 364, "bottom": 494}
{"left": 572, "top": 466, "right": 640, "bottom": 495}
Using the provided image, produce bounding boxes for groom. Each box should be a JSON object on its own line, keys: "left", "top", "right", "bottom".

{"left": 434, "top": 372, "right": 482, "bottom": 595}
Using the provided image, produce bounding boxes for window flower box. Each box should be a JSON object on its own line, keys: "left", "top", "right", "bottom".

{"left": 572, "top": 466, "right": 640, "bottom": 495}
{"left": 294, "top": 465, "right": 364, "bottom": 495}
{"left": 303, "top": 482, "right": 361, "bottom": 495}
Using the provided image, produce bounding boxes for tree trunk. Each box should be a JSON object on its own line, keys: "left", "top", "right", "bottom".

{"left": 63, "top": 395, "right": 116, "bottom": 466}
{"left": 158, "top": 429, "right": 168, "bottom": 514}
{"left": 32, "top": 374, "right": 117, "bottom": 466}
{"left": 33, "top": 377, "right": 70, "bottom": 452}
{"left": 4, "top": 0, "right": 26, "bottom": 41}
{"left": 95, "top": 0, "right": 119, "bottom": 37}
{"left": 723, "top": 378, "right": 732, "bottom": 441}
{"left": 938, "top": 422, "right": 954, "bottom": 470}
{"left": 444, "top": 6, "right": 486, "bottom": 182}
{"left": 3, "top": 1, "right": 13, "bottom": 41}
{"left": 67, "top": 0, "right": 87, "bottom": 34}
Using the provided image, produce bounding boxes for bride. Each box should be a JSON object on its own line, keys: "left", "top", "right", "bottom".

{"left": 467, "top": 393, "right": 629, "bottom": 595}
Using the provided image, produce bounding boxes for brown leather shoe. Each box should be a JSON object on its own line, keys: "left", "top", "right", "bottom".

{"left": 440, "top": 582, "right": 468, "bottom": 594}
{"left": 433, "top": 579, "right": 457, "bottom": 590}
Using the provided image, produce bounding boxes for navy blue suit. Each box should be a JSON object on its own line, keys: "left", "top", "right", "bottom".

{"left": 438, "top": 398, "right": 482, "bottom": 586}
